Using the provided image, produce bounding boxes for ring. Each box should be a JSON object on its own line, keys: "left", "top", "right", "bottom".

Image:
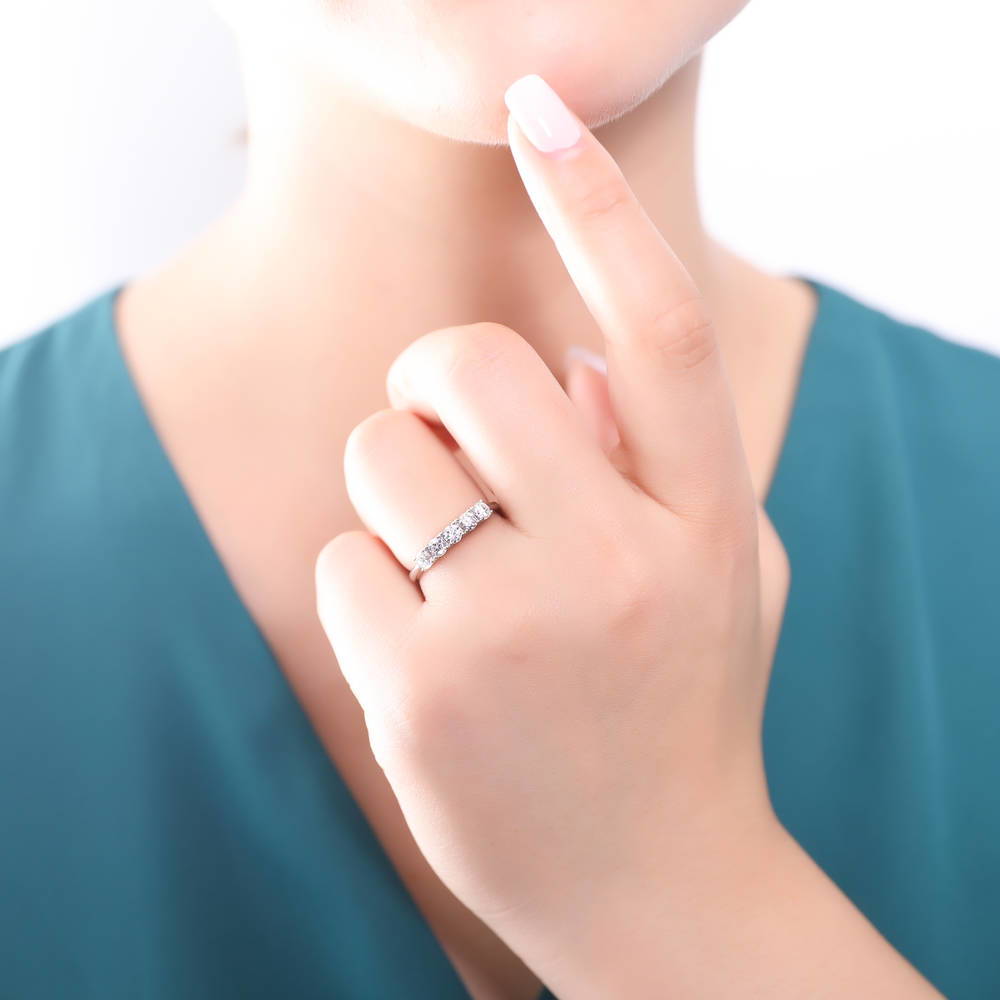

{"left": 408, "top": 499, "right": 500, "bottom": 582}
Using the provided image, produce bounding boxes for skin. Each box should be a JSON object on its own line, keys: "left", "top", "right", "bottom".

{"left": 317, "top": 83, "right": 942, "bottom": 998}
{"left": 109, "top": 1, "right": 932, "bottom": 996}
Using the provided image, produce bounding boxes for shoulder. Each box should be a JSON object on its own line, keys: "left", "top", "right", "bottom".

{"left": 0, "top": 287, "right": 128, "bottom": 554}
{"left": 811, "top": 276, "right": 1000, "bottom": 404}
{"left": 806, "top": 278, "right": 1000, "bottom": 478}
{"left": 0, "top": 288, "right": 122, "bottom": 462}
{"left": 770, "top": 278, "right": 1000, "bottom": 571}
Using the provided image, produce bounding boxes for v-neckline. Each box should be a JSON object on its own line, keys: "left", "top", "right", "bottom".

{"left": 94, "top": 274, "right": 831, "bottom": 999}
{"left": 761, "top": 274, "right": 831, "bottom": 515}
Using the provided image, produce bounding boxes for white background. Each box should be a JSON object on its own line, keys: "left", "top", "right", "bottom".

{"left": 2, "top": 0, "right": 998, "bottom": 353}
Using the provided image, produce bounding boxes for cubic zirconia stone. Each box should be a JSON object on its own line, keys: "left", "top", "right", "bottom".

{"left": 411, "top": 499, "right": 499, "bottom": 578}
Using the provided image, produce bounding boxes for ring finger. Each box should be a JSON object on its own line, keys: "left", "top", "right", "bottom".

{"left": 343, "top": 406, "right": 514, "bottom": 592}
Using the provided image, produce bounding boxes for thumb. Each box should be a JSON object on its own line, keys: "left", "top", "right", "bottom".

{"left": 563, "top": 346, "right": 621, "bottom": 457}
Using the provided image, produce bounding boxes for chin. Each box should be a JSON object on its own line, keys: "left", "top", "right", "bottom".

{"left": 366, "top": 44, "right": 689, "bottom": 147}
{"left": 366, "top": 0, "right": 737, "bottom": 146}
{"left": 402, "top": 50, "right": 682, "bottom": 148}
{"left": 225, "top": 0, "right": 748, "bottom": 145}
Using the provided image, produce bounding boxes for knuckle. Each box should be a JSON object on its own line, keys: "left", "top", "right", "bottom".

{"left": 695, "top": 501, "right": 760, "bottom": 572}
{"left": 317, "top": 529, "right": 371, "bottom": 572}
{"left": 572, "top": 173, "right": 636, "bottom": 225}
{"left": 640, "top": 295, "right": 717, "bottom": 372}
{"left": 758, "top": 509, "right": 791, "bottom": 603}
{"left": 344, "top": 407, "right": 416, "bottom": 471}
{"left": 606, "top": 575, "right": 662, "bottom": 640}
{"left": 364, "top": 711, "right": 396, "bottom": 774}
{"left": 315, "top": 530, "right": 376, "bottom": 619}
{"left": 588, "top": 524, "right": 664, "bottom": 635}
{"left": 473, "top": 613, "right": 541, "bottom": 668}
{"left": 379, "top": 673, "right": 472, "bottom": 765}
{"left": 434, "top": 322, "right": 520, "bottom": 386}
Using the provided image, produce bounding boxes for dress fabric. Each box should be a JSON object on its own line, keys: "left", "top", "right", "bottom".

{"left": 1, "top": 276, "right": 999, "bottom": 999}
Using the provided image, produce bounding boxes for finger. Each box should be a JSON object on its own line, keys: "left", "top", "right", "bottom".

{"left": 563, "top": 347, "right": 620, "bottom": 457}
{"left": 343, "top": 407, "right": 513, "bottom": 592}
{"left": 315, "top": 530, "right": 422, "bottom": 711}
{"left": 385, "top": 321, "right": 626, "bottom": 535}
{"left": 504, "top": 74, "right": 754, "bottom": 527}
{"left": 756, "top": 506, "right": 790, "bottom": 664}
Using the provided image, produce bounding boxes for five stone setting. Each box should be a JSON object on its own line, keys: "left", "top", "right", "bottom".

{"left": 410, "top": 499, "right": 496, "bottom": 579}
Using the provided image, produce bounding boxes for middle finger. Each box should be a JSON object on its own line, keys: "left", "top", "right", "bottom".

{"left": 385, "top": 320, "right": 626, "bottom": 534}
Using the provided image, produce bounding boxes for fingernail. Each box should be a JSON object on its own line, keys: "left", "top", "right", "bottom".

{"left": 565, "top": 344, "right": 607, "bottom": 375}
{"left": 504, "top": 74, "right": 582, "bottom": 154}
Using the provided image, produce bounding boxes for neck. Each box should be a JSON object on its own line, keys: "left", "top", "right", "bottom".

{"left": 188, "top": 49, "right": 733, "bottom": 375}
{"left": 118, "top": 46, "right": 816, "bottom": 515}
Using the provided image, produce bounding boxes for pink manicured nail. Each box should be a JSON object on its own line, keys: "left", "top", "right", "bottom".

{"left": 565, "top": 345, "right": 607, "bottom": 375}
{"left": 504, "top": 74, "right": 582, "bottom": 154}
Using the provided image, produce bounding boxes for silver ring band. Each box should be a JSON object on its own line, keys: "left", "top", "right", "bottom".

{"left": 408, "top": 499, "right": 500, "bottom": 582}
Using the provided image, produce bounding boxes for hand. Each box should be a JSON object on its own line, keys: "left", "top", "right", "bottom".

{"left": 315, "top": 74, "right": 943, "bottom": 999}
{"left": 318, "top": 66, "right": 785, "bottom": 923}
{"left": 317, "top": 67, "right": 786, "bottom": 963}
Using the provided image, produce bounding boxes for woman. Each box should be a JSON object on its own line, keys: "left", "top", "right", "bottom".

{"left": 1, "top": 0, "right": 997, "bottom": 996}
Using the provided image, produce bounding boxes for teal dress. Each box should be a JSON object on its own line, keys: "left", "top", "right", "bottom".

{"left": 1, "top": 278, "right": 998, "bottom": 999}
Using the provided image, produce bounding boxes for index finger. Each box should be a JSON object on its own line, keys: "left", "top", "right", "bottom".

{"left": 504, "top": 74, "right": 754, "bottom": 528}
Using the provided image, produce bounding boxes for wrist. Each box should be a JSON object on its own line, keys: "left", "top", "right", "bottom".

{"left": 518, "top": 812, "right": 940, "bottom": 1000}
{"left": 547, "top": 808, "right": 790, "bottom": 998}
{"left": 492, "top": 771, "right": 786, "bottom": 998}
